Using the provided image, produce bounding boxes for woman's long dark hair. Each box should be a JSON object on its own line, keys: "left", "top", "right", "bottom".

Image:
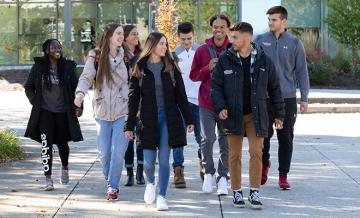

{"left": 42, "top": 38, "right": 65, "bottom": 90}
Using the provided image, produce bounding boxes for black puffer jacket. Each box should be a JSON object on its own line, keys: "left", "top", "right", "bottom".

{"left": 211, "top": 43, "right": 284, "bottom": 137}
{"left": 24, "top": 57, "right": 83, "bottom": 143}
{"left": 124, "top": 58, "right": 193, "bottom": 150}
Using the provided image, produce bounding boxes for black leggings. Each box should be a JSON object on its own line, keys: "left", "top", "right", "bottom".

{"left": 39, "top": 109, "right": 70, "bottom": 176}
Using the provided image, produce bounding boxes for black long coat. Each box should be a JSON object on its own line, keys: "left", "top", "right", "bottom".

{"left": 124, "top": 58, "right": 193, "bottom": 150}
{"left": 24, "top": 57, "right": 83, "bottom": 143}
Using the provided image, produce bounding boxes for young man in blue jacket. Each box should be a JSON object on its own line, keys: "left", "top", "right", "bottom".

{"left": 211, "top": 22, "right": 284, "bottom": 209}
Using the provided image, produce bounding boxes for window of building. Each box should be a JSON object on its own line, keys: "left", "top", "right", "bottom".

{"left": 0, "top": 2, "right": 17, "bottom": 65}
{"left": 18, "top": 3, "right": 59, "bottom": 64}
{"left": 282, "top": 0, "right": 321, "bottom": 28}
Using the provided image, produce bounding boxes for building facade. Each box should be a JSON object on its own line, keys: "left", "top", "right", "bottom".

{"left": 0, "top": 0, "right": 334, "bottom": 66}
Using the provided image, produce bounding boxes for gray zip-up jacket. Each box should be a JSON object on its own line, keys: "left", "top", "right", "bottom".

{"left": 254, "top": 31, "right": 309, "bottom": 101}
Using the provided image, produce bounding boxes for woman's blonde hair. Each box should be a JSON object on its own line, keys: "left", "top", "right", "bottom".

{"left": 133, "top": 32, "right": 177, "bottom": 78}
{"left": 94, "top": 23, "right": 122, "bottom": 89}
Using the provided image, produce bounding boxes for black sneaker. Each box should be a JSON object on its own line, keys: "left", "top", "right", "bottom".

{"left": 233, "top": 190, "right": 245, "bottom": 208}
{"left": 248, "top": 189, "right": 263, "bottom": 209}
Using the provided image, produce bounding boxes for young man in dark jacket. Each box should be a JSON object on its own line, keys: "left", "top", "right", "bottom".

{"left": 190, "top": 14, "right": 231, "bottom": 195}
{"left": 254, "top": 6, "right": 310, "bottom": 189}
{"left": 211, "top": 22, "right": 284, "bottom": 209}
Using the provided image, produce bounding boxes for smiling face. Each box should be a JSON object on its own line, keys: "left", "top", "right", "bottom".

{"left": 152, "top": 36, "right": 167, "bottom": 58}
{"left": 212, "top": 18, "right": 229, "bottom": 41}
{"left": 125, "top": 27, "right": 139, "bottom": 47}
{"left": 109, "top": 26, "right": 124, "bottom": 48}
{"left": 47, "top": 40, "right": 62, "bottom": 60}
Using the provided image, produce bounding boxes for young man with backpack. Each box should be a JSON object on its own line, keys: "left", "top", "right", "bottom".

{"left": 190, "top": 14, "right": 231, "bottom": 195}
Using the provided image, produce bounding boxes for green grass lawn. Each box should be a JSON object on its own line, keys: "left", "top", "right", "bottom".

{"left": 0, "top": 129, "right": 24, "bottom": 163}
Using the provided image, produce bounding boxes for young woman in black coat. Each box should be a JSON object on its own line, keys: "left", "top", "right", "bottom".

{"left": 24, "top": 39, "right": 83, "bottom": 191}
{"left": 124, "top": 32, "right": 194, "bottom": 211}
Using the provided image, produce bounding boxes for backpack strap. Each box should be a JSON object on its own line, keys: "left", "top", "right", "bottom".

{"left": 206, "top": 44, "right": 218, "bottom": 59}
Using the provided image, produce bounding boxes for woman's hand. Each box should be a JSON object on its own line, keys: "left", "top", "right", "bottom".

{"left": 187, "top": 125, "right": 194, "bottom": 133}
{"left": 74, "top": 92, "right": 84, "bottom": 107}
{"left": 125, "top": 131, "right": 134, "bottom": 140}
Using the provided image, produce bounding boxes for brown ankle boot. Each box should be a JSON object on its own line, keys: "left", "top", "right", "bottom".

{"left": 174, "top": 166, "right": 186, "bottom": 188}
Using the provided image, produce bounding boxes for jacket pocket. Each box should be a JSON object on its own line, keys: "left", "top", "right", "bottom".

{"left": 114, "top": 95, "right": 128, "bottom": 118}
{"left": 93, "top": 94, "right": 106, "bottom": 118}
{"left": 224, "top": 72, "right": 236, "bottom": 97}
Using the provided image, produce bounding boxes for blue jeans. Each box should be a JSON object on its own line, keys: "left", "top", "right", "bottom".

{"left": 172, "top": 102, "right": 202, "bottom": 169}
{"left": 96, "top": 117, "right": 129, "bottom": 190}
{"left": 143, "top": 107, "right": 171, "bottom": 197}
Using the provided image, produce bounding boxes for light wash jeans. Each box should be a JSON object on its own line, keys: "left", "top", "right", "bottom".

{"left": 143, "top": 107, "right": 171, "bottom": 197}
{"left": 96, "top": 116, "right": 128, "bottom": 190}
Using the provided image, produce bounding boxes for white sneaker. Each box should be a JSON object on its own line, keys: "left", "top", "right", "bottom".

{"left": 202, "top": 174, "right": 213, "bottom": 193}
{"left": 156, "top": 195, "right": 169, "bottom": 211}
{"left": 144, "top": 183, "right": 156, "bottom": 204}
{"left": 217, "top": 177, "right": 228, "bottom": 195}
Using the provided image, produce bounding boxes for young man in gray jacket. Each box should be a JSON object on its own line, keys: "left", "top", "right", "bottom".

{"left": 254, "top": 6, "right": 310, "bottom": 190}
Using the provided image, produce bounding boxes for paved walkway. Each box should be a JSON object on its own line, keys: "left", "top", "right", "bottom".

{"left": 0, "top": 91, "right": 359, "bottom": 218}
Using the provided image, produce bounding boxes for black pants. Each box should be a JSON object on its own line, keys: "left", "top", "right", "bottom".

{"left": 39, "top": 109, "right": 70, "bottom": 176}
{"left": 263, "top": 98, "right": 297, "bottom": 174}
{"left": 124, "top": 118, "right": 143, "bottom": 168}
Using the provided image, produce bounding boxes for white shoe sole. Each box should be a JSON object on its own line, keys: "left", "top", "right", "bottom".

{"left": 251, "top": 204, "right": 263, "bottom": 210}
{"left": 44, "top": 186, "right": 54, "bottom": 191}
{"left": 157, "top": 206, "right": 169, "bottom": 211}
{"left": 279, "top": 187, "right": 291, "bottom": 190}
{"left": 233, "top": 203, "right": 245, "bottom": 208}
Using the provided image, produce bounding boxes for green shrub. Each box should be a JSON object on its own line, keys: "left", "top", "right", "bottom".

{"left": 0, "top": 129, "right": 24, "bottom": 163}
{"left": 308, "top": 61, "right": 338, "bottom": 86}
{"left": 351, "top": 64, "right": 360, "bottom": 81}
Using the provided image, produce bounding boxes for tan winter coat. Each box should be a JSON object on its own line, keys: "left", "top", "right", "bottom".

{"left": 76, "top": 48, "right": 129, "bottom": 121}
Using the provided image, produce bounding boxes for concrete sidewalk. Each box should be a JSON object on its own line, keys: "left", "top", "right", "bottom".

{"left": 0, "top": 91, "right": 359, "bottom": 217}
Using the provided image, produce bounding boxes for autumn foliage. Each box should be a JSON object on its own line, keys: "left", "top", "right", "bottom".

{"left": 155, "top": 0, "right": 180, "bottom": 50}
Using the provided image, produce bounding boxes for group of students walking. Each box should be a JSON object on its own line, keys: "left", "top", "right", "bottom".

{"left": 24, "top": 5, "right": 309, "bottom": 211}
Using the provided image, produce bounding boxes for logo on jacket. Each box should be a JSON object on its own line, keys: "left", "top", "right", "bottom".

{"left": 262, "top": 42, "right": 271, "bottom": 46}
{"left": 224, "top": 70, "right": 233, "bottom": 75}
